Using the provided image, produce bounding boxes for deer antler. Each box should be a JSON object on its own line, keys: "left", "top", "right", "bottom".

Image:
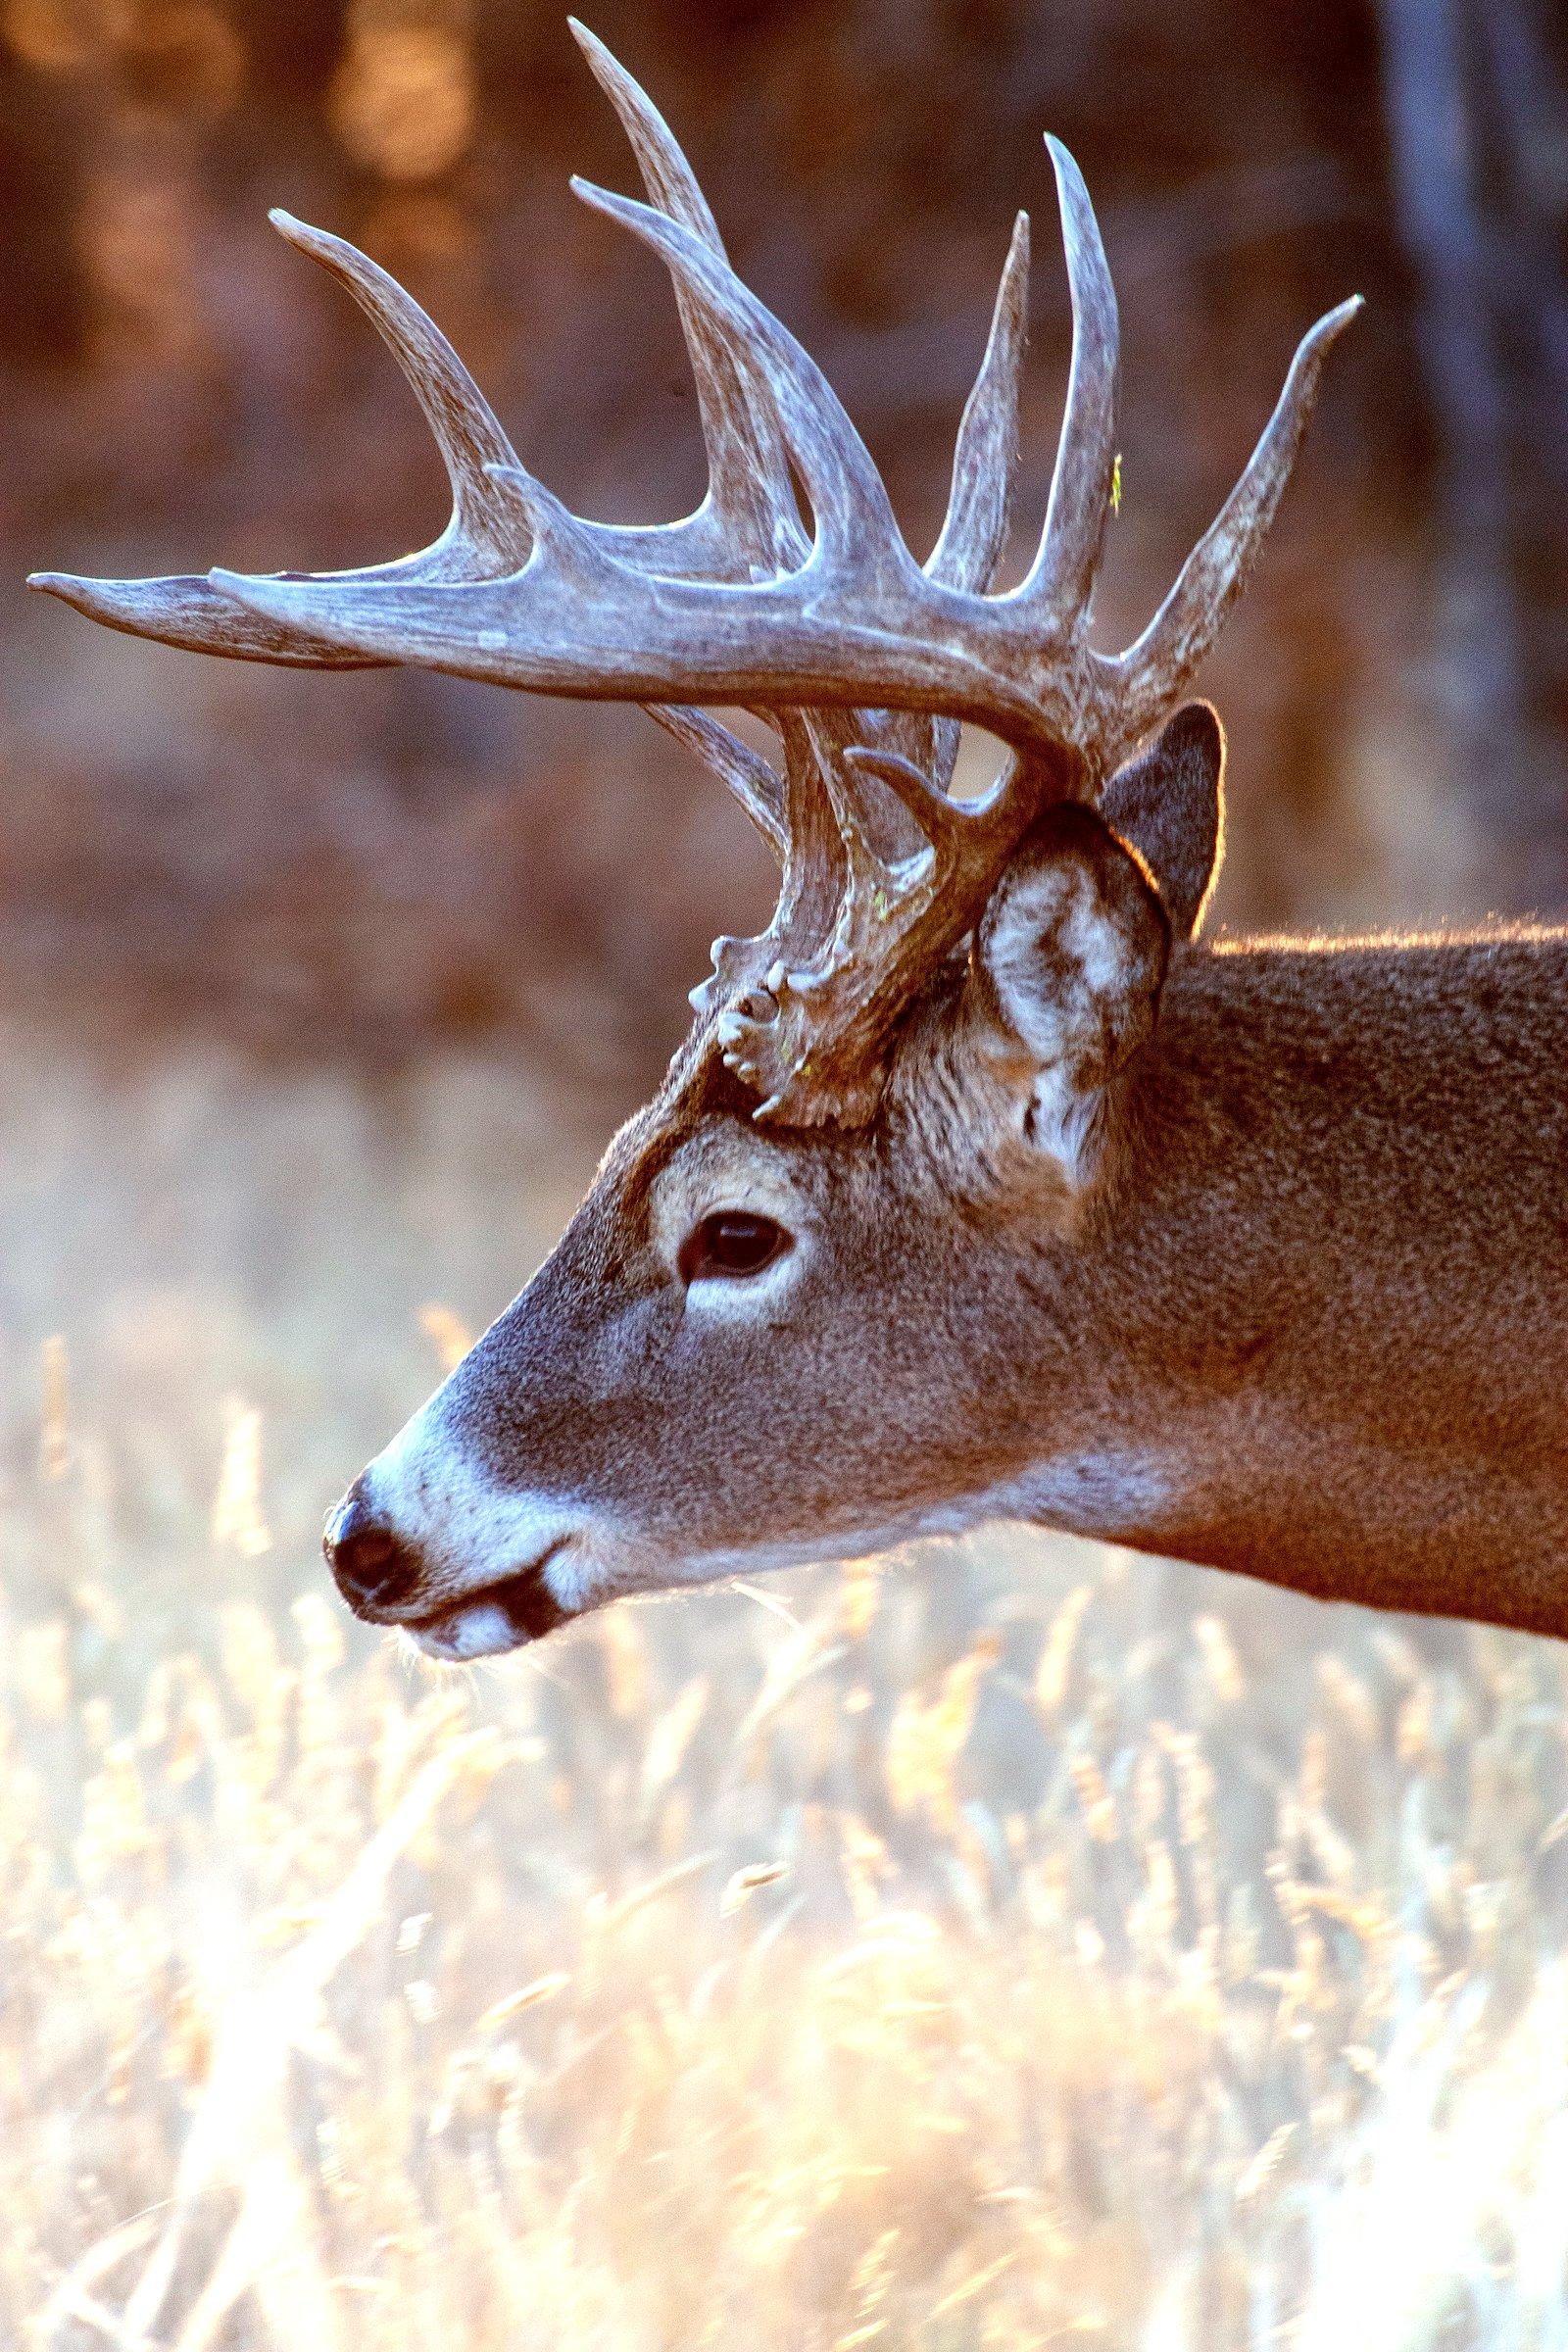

{"left": 29, "top": 21, "right": 1358, "bottom": 1126}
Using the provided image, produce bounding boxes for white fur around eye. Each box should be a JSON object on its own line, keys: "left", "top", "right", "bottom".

{"left": 648, "top": 1117, "right": 815, "bottom": 1310}
{"left": 682, "top": 1224, "right": 807, "bottom": 1319}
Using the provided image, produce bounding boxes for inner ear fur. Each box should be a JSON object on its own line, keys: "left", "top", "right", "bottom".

{"left": 1101, "top": 700, "right": 1225, "bottom": 939}
{"left": 969, "top": 802, "right": 1171, "bottom": 1182}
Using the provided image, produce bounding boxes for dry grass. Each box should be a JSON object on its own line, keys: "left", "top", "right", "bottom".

{"left": 4, "top": 1012, "right": 1568, "bottom": 2350}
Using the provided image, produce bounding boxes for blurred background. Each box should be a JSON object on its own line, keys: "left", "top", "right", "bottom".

{"left": 2, "top": 3, "right": 1568, "bottom": 2346}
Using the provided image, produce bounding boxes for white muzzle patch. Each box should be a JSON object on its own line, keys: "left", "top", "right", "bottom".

{"left": 354, "top": 1389, "right": 604, "bottom": 1655}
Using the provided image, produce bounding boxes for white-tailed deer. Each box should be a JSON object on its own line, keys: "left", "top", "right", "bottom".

{"left": 33, "top": 25, "right": 1567, "bottom": 1659}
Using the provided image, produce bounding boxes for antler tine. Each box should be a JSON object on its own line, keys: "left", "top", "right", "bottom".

{"left": 1107, "top": 294, "right": 1364, "bottom": 757}
{"left": 692, "top": 707, "right": 852, "bottom": 1021}
{"left": 569, "top": 19, "right": 723, "bottom": 250}
{"left": 573, "top": 182, "right": 911, "bottom": 574}
{"left": 267, "top": 212, "right": 525, "bottom": 567}
{"left": 1022, "top": 138, "right": 1118, "bottom": 624}
{"left": 735, "top": 212, "right": 1030, "bottom": 831}
{"left": 918, "top": 209, "right": 1030, "bottom": 793}
{"left": 24, "top": 565, "right": 388, "bottom": 668}
{"left": 28, "top": 211, "right": 533, "bottom": 667}
{"left": 649, "top": 707, "right": 787, "bottom": 857}
{"left": 569, "top": 20, "right": 803, "bottom": 570}
{"left": 843, "top": 739, "right": 1062, "bottom": 908}
{"left": 928, "top": 211, "right": 1030, "bottom": 596}
{"left": 569, "top": 20, "right": 805, "bottom": 843}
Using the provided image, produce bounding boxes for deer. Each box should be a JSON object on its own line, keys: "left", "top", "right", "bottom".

{"left": 31, "top": 24, "right": 1568, "bottom": 1663}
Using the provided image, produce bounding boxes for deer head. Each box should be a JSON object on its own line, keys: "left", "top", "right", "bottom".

{"left": 32, "top": 23, "right": 1358, "bottom": 1658}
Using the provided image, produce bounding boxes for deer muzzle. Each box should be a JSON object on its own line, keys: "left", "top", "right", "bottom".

{"left": 322, "top": 1476, "right": 573, "bottom": 1655}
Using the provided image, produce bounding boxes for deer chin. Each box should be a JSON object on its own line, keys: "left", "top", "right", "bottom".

{"left": 401, "top": 1547, "right": 573, "bottom": 1660}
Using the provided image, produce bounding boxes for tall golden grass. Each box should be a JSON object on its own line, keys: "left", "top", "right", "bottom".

{"left": 4, "top": 1015, "right": 1568, "bottom": 2349}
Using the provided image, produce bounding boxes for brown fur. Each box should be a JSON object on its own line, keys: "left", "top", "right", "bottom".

{"left": 429, "top": 911, "right": 1567, "bottom": 1638}
{"left": 322, "top": 713, "right": 1568, "bottom": 1648}
{"left": 1097, "top": 925, "right": 1568, "bottom": 1626}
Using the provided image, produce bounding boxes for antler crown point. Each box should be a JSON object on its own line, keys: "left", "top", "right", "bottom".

{"left": 268, "top": 209, "right": 320, "bottom": 251}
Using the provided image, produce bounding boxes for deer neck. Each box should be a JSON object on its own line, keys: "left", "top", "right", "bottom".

{"left": 1006, "top": 928, "right": 1568, "bottom": 1636}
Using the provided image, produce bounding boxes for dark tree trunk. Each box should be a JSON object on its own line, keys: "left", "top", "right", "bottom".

{"left": 1374, "top": 0, "right": 1568, "bottom": 906}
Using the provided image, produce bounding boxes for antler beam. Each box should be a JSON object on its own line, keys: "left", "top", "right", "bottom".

{"left": 29, "top": 21, "right": 1359, "bottom": 1127}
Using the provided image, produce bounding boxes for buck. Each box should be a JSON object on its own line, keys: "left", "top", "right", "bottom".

{"left": 33, "top": 26, "right": 1567, "bottom": 1660}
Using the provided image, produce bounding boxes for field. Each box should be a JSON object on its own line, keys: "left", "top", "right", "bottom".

{"left": 4, "top": 1014, "right": 1568, "bottom": 2352}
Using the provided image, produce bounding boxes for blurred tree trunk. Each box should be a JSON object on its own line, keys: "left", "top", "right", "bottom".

{"left": 1374, "top": 0, "right": 1568, "bottom": 906}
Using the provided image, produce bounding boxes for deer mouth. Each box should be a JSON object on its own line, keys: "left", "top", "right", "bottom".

{"left": 403, "top": 1547, "right": 572, "bottom": 1660}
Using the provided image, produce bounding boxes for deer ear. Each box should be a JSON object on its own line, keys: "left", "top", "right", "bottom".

{"left": 1101, "top": 701, "right": 1225, "bottom": 938}
{"left": 971, "top": 802, "right": 1169, "bottom": 1187}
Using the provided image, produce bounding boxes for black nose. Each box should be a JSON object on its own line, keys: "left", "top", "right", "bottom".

{"left": 323, "top": 1489, "right": 421, "bottom": 1614}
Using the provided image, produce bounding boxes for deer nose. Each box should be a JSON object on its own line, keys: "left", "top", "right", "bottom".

{"left": 324, "top": 1488, "right": 421, "bottom": 1614}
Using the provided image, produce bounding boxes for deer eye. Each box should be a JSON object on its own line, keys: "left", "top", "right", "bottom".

{"left": 678, "top": 1209, "right": 793, "bottom": 1285}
